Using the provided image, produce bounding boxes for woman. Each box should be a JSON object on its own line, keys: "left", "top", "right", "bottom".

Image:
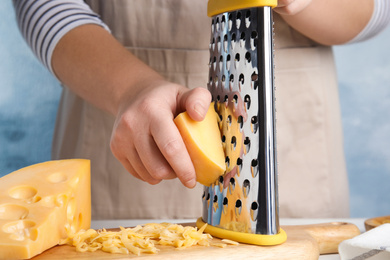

{"left": 13, "top": 0, "right": 390, "bottom": 219}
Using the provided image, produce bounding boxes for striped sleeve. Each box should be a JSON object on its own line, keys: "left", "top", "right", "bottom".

{"left": 12, "top": 0, "right": 110, "bottom": 75}
{"left": 348, "top": 0, "right": 390, "bottom": 44}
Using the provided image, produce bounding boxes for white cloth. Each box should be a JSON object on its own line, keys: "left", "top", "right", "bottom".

{"left": 339, "top": 224, "right": 390, "bottom": 260}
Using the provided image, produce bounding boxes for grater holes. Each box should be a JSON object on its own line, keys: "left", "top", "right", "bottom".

{"left": 231, "top": 33, "right": 236, "bottom": 49}
{"left": 245, "top": 51, "right": 251, "bottom": 64}
{"left": 236, "top": 157, "right": 243, "bottom": 176}
{"left": 240, "top": 32, "right": 246, "bottom": 47}
{"left": 223, "top": 197, "right": 228, "bottom": 214}
{"left": 245, "top": 10, "right": 251, "bottom": 28}
{"left": 250, "top": 201, "right": 258, "bottom": 221}
{"left": 213, "top": 195, "right": 219, "bottom": 212}
{"left": 251, "top": 159, "right": 259, "bottom": 178}
{"left": 233, "top": 94, "right": 239, "bottom": 110}
{"left": 217, "top": 36, "right": 221, "bottom": 53}
{"left": 231, "top": 136, "right": 237, "bottom": 150}
{"left": 251, "top": 31, "right": 258, "bottom": 50}
{"left": 223, "top": 197, "right": 228, "bottom": 205}
{"left": 244, "top": 136, "right": 251, "bottom": 154}
{"left": 229, "top": 75, "right": 234, "bottom": 92}
{"left": 236, "top": 11, "right": 242, "bottom": 29}
{"left": 219, "top": 175, "right": 224, "bottom": 184}
{"left": 211, "top": 19, "right": 214, "bottom": 34}
{"left": 211, "top": 37, "right": 215, "bottom": 52}
{"left": 226, "top": 54, "right": 231, "bottom": 70}
{"left": 243, "top": 179, "right": 250, "bottom": 198}
{"left": 251, "top": 201, "right": 258, "bottom": 210}
{"left": 251, "top": 116, "right": 258, "bottom": 134}
{"left": 221, "top": 15, "right": 226, "bottom": 31}
{"left": 234, "top": 53, "right": 240, "bottom": 69}
{"left": 214, "top": 75, "right": 219, "bottom": 85}
{"left": 233, "top": 94, "right": 238, "bottom": 104}
{"left": 239, "top": 73, "right": 245, "bottom": 91}
{"left": 212, "top": 56, "right": 217, "bottom": 71}
{"left": 225, "top": 156, "right": 230, "bottom": 169}
{"left": 238, "top": 115, "right": 244, "bottom": 132}
{"left": 228, "top": 13, "right": 233, "bottom": 31}
{"left": 224, "top": 94, "right": 229, "bottom": 106}
{"left": 219, "top": 55, "right": 223, "bottom": 72}
{"left": 235, "top": 199, "right": 242, "bottom": 216}
{"left": 216, "top": 17, "right": 220, "bottom": 32}
{"left": 223, "top": 34, "right": 228, "bottom": 52}
{"left": 251, "top": 71, "right": 259, "bottom": 90}
{"left": 244, "top": 94, "right": 251, "bottom": 110}
{"left": 227, "top": 114, "right": 232, "bottom": 127}
{"left": 229, "top": 177, "right": 235, "bottom": 193}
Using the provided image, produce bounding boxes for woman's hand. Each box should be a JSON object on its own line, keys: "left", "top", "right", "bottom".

{"left": 110, "top": 81, "right": 211, "bottom": 188}
{"left": 52, "top": 24, "right": 212, "bottom": 188}
{"left": 273, "top": 0, "right": 374, "bottom": 45}
{"left": 274, "top": 0, "right": 312, "bottom": 15}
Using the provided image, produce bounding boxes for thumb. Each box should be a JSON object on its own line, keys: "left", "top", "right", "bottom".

{"left": 178, "top": 87, "right": 212, "bottom": 121}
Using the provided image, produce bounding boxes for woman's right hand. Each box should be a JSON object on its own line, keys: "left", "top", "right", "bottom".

{"left": 110, "top": 80, "right": 211, "bottom": 188}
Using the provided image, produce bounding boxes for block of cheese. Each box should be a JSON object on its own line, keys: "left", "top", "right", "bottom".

{"left": 174, "top": 103, "right": 226, "bottom": 186}
{"left": 0, "top": 159, "right": 91, "bottom": 259}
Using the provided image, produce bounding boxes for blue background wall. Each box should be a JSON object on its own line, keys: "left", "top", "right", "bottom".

{"left": 1, "top": 1, "right": 389, "bottom": 218}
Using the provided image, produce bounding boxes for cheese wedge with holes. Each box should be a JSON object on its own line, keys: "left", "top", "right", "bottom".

{"left": 174, "top": 103, "right": 226, "bottom": 186}
{"left": 0, "top": 159, "right": 91, "bottom": 259}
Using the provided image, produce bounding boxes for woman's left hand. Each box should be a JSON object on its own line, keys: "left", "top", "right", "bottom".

{"left": 274, "top": 0, "right": 312, "bottom": 15}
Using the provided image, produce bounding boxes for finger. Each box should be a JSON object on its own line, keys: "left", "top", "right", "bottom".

{"left": 150, "top": 113, "right": 197, "bottom": 188}
{"left": 178, "top": 87, "right": 212, "bottom": 121}
{"left": 133, "top": 132, "right": 177, "bottom": 180}
{"left": 122, "top": 157, "right": 144, "bottom": 181}
{"left": 276, "top": 0, "right": 295, "bottom": 7}
{"left": 111, "top": 114, "right": 163, "bottom": 185}
{"left": 111, "top": 142, "right": 148, "bottom": 182}
{"left": 274, "top": 0, "right": 311, "bottom": 15}
{"left": 130, "top": 146, "right": 162, "bottom": 185}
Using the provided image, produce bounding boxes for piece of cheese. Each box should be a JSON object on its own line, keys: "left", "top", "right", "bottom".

{"left": 174, "top": 103, "right": 226, "bottom": 186}
{"left": 0, "top": 159, "right": 91, "bottom": 259}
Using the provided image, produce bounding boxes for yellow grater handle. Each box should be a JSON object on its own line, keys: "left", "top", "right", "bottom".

{"left": 196, "top": 218, "right": 287, "bottom": 246}
{"left": 208, "top": 0, "right": 278, "bottom": 17}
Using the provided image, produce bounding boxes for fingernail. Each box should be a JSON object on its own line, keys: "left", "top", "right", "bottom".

{"left": 194, "top": 102, "right": 206, "bottom": 118}
{"left": 185, "top": 178, "right": 197, "bottom": 189}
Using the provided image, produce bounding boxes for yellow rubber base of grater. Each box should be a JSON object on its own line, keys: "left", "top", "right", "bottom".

{"left": 196, "top": 218, "right": 287, "bottom": 246}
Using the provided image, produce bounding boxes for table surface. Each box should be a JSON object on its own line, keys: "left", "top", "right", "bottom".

{"left": 91, "top": 218, "right": 367, "bottom": 260}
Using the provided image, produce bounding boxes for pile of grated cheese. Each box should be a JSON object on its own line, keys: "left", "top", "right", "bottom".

{"left": 64, "top": 223, "right": 238, "bottom": 256}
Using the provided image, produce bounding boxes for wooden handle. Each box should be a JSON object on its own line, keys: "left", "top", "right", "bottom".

{"left": 289, "top": 222, "right": 361, "bottom": 255}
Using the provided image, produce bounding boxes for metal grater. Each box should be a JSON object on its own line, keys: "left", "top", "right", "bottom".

{"left": 198, "top": 0, "right": 284, "bottom": 244}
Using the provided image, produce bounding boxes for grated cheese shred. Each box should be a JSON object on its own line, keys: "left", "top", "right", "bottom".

{"left": 65, "top": 223, "right": 238, "bottom": 256}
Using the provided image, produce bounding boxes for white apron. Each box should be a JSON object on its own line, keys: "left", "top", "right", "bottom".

{"left": 52, "top": 0, "right": 350, "bottom": 219}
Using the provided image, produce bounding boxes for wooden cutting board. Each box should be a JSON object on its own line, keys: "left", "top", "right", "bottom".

{"left": 32, "top": 222, "right": 360, "bottom": 260}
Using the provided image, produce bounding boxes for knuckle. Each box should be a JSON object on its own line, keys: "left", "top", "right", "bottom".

{"left": 162, "top": 138, "right": 183, "bottom": 158}
{"left": 138, "top": 98, "right": 158, "bottom": 117}
{"left": 149, "top": 165, "right": 172, "bottom": 180}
